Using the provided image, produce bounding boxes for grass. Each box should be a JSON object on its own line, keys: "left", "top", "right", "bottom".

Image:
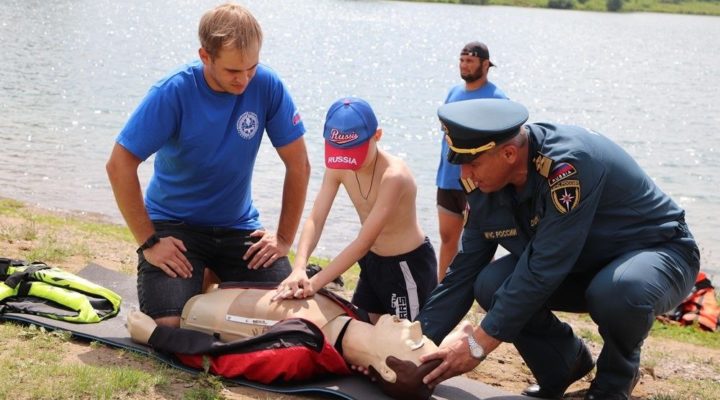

{"left": 0, "top": 323, "right": 181, "bottom": 400}
{"left": 577, "top": 326, "right": 604, "bottom": 345}
{"left": 650, "top": 320, "right": 720, "bottom": 349}
{"left": 0, "top": 198, "right": 133, "bottom": 244}
{"left": 648, "top": 379, "right": 720, "bottom": 400}
{"left": 0, "top": 197, "right": 134, "bottom": 266}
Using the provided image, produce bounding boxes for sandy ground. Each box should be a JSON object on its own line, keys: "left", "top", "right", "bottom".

{"left": 1, "top": 202, "right": 719, "bottom": 399}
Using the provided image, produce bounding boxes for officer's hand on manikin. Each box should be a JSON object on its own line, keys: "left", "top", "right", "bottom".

{"left": 419, "top": 321, "right": 498, "bottom": 389}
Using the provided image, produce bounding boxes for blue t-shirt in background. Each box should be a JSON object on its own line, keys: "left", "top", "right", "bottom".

{"left": 117, "top": 61, "right": 305, "bottom": 229}
{"left": 435, "top": 82, "right": 508, "bottom": 190}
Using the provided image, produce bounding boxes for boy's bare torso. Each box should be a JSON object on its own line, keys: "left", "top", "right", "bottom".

{"left": 332, "top": 150, "right": 425, "bottom": 257}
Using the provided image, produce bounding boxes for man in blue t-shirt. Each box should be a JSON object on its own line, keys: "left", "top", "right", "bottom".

{"left": 106, "top": 4, "right": 310, "bottom": 328}
{"left": 435, "top": 41, "right": 507, "bottom": 281}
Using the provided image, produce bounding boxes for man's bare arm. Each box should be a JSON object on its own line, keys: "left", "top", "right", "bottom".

{"left": 106, "top": 143, "right": 154, "bottom": 245}
{"left": 106, "top": 143, "right": 192, "bottom": 278}
{"left": 245, "top": 137, "right": 310, "bottom": 268}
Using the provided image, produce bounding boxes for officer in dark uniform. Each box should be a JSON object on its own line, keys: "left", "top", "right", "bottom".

{"left": 417, "top": 99, "right": 700, "bottom": 400}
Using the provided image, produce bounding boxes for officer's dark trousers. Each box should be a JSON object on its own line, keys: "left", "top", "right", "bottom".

{"left": 474, "top": 242, "right": 698, "bottom": 392}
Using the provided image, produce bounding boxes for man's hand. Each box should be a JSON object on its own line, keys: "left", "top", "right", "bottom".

{"left": 418, "top": 338, "right": 482, "bottom": 389}
{"left": 143, "top": 236, "right": 193, "bottom": 278}
{"left": 419, "top": 321, "right": 495, "bottom": 389}
{"left": 272, "top": 268, "right": 310, "bottom": 301}
{"left": 244, "top": 230, "right": 290, "bottom": 269}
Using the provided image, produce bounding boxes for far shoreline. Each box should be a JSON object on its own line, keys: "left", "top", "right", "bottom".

{"left": 394, "top": 0, "right": 720, "bottom": 16}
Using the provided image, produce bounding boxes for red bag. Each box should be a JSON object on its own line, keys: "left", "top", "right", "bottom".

{"left": 174, "top": 318, "right": 351, "bottom": 383}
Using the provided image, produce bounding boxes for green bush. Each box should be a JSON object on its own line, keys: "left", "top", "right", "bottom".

{"left": 549, "top": 0, "right": 576, "bottom": 8}
{"left": 607, "top": 0, "right": 624, "bottom": 10}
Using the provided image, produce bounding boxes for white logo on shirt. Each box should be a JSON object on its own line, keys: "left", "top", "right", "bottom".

{"left": 237, "top": 112, "right": 259, "bottom": 140}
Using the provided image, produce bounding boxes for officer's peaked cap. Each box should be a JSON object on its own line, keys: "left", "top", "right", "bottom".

{"left": 439, "top": 99, "right": 529, "bottom": 164}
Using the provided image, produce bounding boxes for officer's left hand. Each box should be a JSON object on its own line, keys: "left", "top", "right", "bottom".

{"left": 244, "top": 230, "right": 290, "bottom": 269}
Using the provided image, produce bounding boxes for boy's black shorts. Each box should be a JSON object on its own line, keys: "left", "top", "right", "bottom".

{"left": 352, "top": 237, "right": 438, "bottom": 321}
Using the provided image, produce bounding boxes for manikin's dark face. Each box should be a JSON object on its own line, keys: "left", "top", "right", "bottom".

{"left": 366, "top": 315, "right": 441, "bottom": 400}
{"left": 370, "top": 356, "right": 441, "bottom": 400}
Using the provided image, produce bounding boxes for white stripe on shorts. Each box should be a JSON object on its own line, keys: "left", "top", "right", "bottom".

{"left": 399, "top": 260, "right": 420, "bottom": 320}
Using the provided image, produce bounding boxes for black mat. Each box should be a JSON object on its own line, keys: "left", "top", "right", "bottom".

{"left": 0, "top": 263, "right": 529, "bottom": 400}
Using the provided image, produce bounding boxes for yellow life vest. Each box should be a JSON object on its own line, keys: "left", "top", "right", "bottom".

{"left": 0, "top": 258, "right": 121, "bottom": 323}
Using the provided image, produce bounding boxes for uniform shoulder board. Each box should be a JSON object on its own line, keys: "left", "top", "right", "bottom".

{"left": 459, "top": 177, "right": 477, "bottom": 194}
{"left": 533, "top": 153, "right": 553, "bottom": 178}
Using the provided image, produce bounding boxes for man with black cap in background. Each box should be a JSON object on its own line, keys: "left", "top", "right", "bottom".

{"left": 417, "top": 98, "right": 699, "bottom": 400}
{"left": 436, "top": 41, "right": 507, "bottom": 282}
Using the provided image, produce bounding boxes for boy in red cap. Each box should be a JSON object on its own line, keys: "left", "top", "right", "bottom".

{"left": 273, "top": 97, "right": 437, "bottom": 323}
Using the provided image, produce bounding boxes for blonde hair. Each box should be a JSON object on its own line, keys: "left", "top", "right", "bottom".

{"left": 198, "top": 3, "right": 263, "bottom": 60}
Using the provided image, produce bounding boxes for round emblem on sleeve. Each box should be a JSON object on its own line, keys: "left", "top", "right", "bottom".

{"left": 236, "top": 112, "right": 259, "bottom": 140}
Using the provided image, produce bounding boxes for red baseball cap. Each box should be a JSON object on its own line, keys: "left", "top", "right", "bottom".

{"left": 323, "top": 97, "right": 378, "bottom": 170}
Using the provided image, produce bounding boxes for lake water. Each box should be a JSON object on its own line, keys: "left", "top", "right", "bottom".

{"left": 1, "top": 0, "right": 718, "bottom": 276}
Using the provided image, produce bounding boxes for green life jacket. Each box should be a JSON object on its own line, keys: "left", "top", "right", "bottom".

{"left": 0, "top": 258, "right": 121, "bottom": 323}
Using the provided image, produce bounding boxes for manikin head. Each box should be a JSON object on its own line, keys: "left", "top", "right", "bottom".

{"left": 365, "top": 314, "right": 435, "bottom": 381}
{"left": 353, "top": 315, "right": 441, "bottom": 400}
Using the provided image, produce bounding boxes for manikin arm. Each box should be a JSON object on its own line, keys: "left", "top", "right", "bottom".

{"left": 127, "top": 309, "right": 157, "bottom": 344}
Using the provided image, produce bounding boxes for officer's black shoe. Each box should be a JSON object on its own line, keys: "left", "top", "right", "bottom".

{"left": 521, "top": 344, "right": 595, "bottom": 399}
{"left": 584, "top": 387, "right": 628, "bottom": 400}
{"left": 584, "top": 371, "right": 640, "bottom": 400}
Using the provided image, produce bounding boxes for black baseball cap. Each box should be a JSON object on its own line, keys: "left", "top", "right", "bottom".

{"left": 461, "top": 41, "right": 495, "bottom": 67}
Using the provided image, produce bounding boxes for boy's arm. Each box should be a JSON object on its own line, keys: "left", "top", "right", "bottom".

{"left": 273, "top": 171, "right": 341, "bottom": 301}
{"left": 293, "top": 171, "right": 341, "bottom": 269}
{"left": 308, "top": 172, "right": 407, "bottom": 292}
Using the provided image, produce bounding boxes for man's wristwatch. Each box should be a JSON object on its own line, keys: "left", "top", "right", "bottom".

{"left": 137, "top": 233, "right": 160, "bottom": 254}
{"left": 465, "top": 325, "right": 487, "bottom": 361}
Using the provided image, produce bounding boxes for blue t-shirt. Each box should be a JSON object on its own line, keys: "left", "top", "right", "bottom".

{"left": 117, "top": 61, "right": 305, "bottom": 229}
{"left": 435, "top": 82, "right": 508, "bottom": 190}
